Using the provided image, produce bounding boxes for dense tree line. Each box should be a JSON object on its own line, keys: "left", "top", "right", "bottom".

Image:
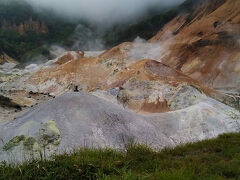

{"left": 0, "top": 0, "right": 77, "bottom": 63}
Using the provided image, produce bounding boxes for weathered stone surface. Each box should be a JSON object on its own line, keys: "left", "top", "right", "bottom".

{"left": 168, "top": 85, "right": 206, "bottom": 110}
{"left": 0, "top": 92, "right": 239, "bottom": 162}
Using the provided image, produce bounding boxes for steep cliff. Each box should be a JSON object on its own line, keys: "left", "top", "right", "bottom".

{"left": 0, "top": 0, "right": 76, "bottom": 63}
{"left": 150, "top": 0, "right": 240, "bottom": 90}
{"left": 1, "top": 18, "right": 48, "bottom": 35}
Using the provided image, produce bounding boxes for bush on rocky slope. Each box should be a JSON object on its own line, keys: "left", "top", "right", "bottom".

{"left": 0, "top": 95, "right": 21, "bottom": 110}
{"left": 1, "top": 133, "right": 240, "bottom": 179}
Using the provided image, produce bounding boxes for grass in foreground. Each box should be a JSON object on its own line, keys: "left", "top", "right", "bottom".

{"left": 1, "top": 133, "right": 240, "bottom": 179}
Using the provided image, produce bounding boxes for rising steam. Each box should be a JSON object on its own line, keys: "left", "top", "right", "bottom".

{"left": 25, "top": 0, "right": 185, "bottom": 24}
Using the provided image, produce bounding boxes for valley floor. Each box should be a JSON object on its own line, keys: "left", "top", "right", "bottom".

{"left": 1, "top": 133, "right": 240, "bottom": 179}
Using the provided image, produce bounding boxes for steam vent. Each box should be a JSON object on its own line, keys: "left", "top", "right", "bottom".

{"left": 0, "top": 0, "right": 240, "bottom": 179}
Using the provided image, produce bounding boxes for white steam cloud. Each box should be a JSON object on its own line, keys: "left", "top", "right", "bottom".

{"left": 130, "top": 37, "right": 163, "bottom": 60}
{"left": 25, "top": 0, "right": 185, "bottom": 24}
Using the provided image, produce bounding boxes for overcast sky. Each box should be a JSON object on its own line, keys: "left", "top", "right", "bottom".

{"left": 25, "top": 0, "right": 185, "bottom": 24}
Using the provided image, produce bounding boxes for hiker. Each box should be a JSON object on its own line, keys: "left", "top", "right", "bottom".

{"left": 74, "top": 85, "right": 79, "bottom": 92}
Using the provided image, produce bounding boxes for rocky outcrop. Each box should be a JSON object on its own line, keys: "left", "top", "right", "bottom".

{"left": 0, "top": 53, "right": 18, "bottom": 65}
{"left": 1, "top": 18, "right": 48, "bottom": 35}
{"left": 55, "top": 51, "right": 84, "bottom": 65}
{"left": 22, "top": 56, "right": 216, "bottom": 113}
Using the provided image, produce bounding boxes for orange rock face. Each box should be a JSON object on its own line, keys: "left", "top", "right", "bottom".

{"left": 1, "top": 18, "right": 48, "bottom": 35}
{"left": 151, "top": 0, "right": 240, "bottom": 90}
{"left": 55, "top": 51, "right": 84, "bottom": 65}
{"left": 0, "top": 53, "right": 18, "bottom": 65}
{"left": 99, "top": 42, "right": 133, "bottom": 60}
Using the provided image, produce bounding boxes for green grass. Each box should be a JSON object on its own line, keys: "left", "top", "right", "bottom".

{"left": 1, "top": 133, "right": 240, "bottom": 179}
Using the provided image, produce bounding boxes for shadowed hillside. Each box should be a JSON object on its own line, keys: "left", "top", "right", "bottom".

{"left": 0, "top": 0, "right": 87, "bottom": 63}
{"left": 0, "top": 0, "right": 195, "bottom": 64}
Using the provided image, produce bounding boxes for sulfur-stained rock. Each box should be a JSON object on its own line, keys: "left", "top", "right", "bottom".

{"left": 39, "top": 120, "right": 61, "bottom": 146}
{"left": 168, "top": 85, "right": 206, "bottom": 110}
{"left": 0, "top": 120, "right": 61, "bottom": 162}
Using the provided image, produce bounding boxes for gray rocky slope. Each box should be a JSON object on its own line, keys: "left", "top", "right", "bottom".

{"left": 0, "top": 92, "right": 240, "bottom": 162}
